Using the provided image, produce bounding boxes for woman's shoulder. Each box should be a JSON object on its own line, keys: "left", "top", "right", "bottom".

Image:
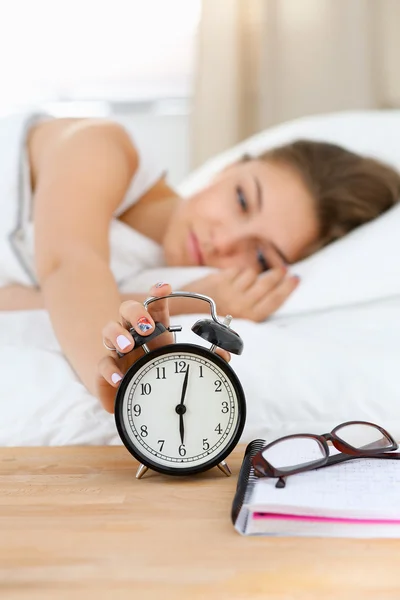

{"left": 27, "top": 114, "right": 169, "bottom": 222}
{"left": 27, "top": 117, "right": 139, "bottom": 189}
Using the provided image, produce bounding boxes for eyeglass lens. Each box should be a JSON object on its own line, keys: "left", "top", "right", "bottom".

{"left": 261, "top": 437, "right": 327, "bottom": 473}
{"left": 333, "top": 423, "right": 393, "bottom": 451}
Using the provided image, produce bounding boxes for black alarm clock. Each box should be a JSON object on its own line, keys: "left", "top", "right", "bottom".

{"left": 114, "top": 291, "right": 246, "bottom": 479}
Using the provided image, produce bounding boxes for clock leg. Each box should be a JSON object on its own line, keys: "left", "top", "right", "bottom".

{"left": 136, "top": 464, "right": 149, "bottom": 479}
{"left": 217, "top": 460, "right": 232, "bottom": 477}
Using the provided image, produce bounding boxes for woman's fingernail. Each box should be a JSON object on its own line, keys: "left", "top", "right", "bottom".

{"left": 137, "top": 317, "right": 153, "bottom": 333}
{"left": 116, "top": 334, "right": 131, "bottom": 350}
{"left": 292, "top": 275, "right": 301, "bottom": 281}
{"left": 155, "top": 282, "right": 167, "bottom": 288}
{"left": 111, "top": 373, "right": 122, "bottom": 384}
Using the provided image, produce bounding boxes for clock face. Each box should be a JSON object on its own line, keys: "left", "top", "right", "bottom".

{"left": 115, "top": 344, "right": 246, "bottom": 475}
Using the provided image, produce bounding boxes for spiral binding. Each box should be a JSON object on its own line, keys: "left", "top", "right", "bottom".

{"left": 231, "top": 438, "right": 266, "bottom": 525}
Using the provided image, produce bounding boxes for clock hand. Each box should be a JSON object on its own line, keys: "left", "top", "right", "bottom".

{"left": 179, "top": 414, "right": 185, "bottom": 446}
{"left": 180, "top": 365, "right": 190, "bottom": 407}
{"left": 177, "top": 365, "right": 190, "bottom": 445}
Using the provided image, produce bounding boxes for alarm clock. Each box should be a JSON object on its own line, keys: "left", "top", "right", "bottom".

{"left": 114, "top": 291, "right": 246, "bottom": 479}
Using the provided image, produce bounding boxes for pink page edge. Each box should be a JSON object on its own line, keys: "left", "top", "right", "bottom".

{"left": 253, "top": 512, "right": 400, "bottom": 525}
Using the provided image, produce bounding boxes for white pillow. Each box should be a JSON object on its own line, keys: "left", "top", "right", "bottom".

{"left": 178, "top": 110, "right": 400, "bottom": 316}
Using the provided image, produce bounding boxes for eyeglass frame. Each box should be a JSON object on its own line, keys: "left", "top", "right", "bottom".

{"left": 251, "top": 420, "right": 400, "bottom": 482}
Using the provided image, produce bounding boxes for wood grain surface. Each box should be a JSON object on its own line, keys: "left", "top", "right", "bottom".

{"left": 1, "top": 445, "right": 400, "bottom": 600}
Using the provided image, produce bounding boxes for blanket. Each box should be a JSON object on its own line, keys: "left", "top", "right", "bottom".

{"left": 1, "top": 295, "right": 399, "bottom": 446}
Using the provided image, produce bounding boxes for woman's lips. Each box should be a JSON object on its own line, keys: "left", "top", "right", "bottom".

{"left": 188, "top": 230, "right": 204, "bottom": 265}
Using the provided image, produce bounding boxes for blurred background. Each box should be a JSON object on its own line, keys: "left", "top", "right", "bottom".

{"left": 1, "top": 0, "right": 399, "bottom": 185}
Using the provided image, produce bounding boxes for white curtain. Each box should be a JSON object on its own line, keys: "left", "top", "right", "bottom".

{"left": 191, "top": 0, "right": 400, "bottom": 167}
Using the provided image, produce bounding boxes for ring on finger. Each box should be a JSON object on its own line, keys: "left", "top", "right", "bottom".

{"left": 103, "top": 338, "right": 117, "bottom": 352}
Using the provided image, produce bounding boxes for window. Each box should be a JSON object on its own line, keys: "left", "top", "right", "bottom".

{"left": 0, "top": 0, "right": 201, "bottom": 115}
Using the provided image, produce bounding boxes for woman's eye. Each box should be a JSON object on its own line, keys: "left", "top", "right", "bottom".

{"left": 257, "top": 250, "right": 269, "bottom": 272}
{"left": 236, "top": 186, "right": 247, "bottom": 211}
{"left": 236, "top": 187, "right": 267, "bottom": 270}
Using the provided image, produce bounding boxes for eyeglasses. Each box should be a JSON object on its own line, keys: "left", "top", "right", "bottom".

{"left": 251, "top": 421, "right": 400, "bottom": 488}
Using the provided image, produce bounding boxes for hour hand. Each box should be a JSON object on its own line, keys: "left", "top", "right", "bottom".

{"left": 179, "top": 414, "right": 185, "bottom": 445}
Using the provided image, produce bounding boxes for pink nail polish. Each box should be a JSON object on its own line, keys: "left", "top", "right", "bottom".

{"left": 117, "top": 334, "right": 131, "bottom": 350}
{"left": 111, "top": 373, "right": 122, "bottom": 384}
{"left": 155, "top": 282, "right": 167, "bottom": 288}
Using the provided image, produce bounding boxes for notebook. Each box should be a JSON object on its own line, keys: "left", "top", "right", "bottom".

{"left": 232, "top": 439, "right": 400, "bottom": 537}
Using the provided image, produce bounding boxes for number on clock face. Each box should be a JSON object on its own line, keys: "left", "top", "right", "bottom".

{"left": 120, "top": 351, "right": 240, "bottom": 469}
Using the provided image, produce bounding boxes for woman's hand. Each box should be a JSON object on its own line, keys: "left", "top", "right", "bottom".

{"left": 182, "top": 267, "right": 300, "bottom": 322}
{"left": 95, "top": 282, "right": 230, "bottom": 413}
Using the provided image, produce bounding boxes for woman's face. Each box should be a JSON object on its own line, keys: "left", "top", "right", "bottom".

{"left": 162, "top": 159, "right": 320, "bottom": 271}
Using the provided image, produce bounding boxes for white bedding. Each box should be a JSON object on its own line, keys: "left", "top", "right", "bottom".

{"left": 1, "top": 109, "right": 400, "bottom": 447}
{"left": 1, "top": 295, "right": 400, "bottom": 446}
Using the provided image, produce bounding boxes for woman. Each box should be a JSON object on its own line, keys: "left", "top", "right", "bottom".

{"left": 0, "top": 112, "right": 399, "bottom": 411}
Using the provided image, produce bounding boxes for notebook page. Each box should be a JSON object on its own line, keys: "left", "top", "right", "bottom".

{"left": 250, "top": 451, "right": 400, "bottom": 520}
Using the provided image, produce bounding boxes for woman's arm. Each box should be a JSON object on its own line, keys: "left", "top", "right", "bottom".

{"left": 0, "top": 288, "right": 206, "bottom": 315}
{"left": 33, "top": 120, "right": 140, "bottom": 396}
{"left": 0, "top": 285, "right": 45, "bottom": 311}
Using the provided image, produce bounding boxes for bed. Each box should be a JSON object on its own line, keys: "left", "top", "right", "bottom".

{"left": 1, "top": 109, "right": 400, "bottom": 446}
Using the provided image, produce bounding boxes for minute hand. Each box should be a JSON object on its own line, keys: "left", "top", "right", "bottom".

{"left": 179, "top": 365, "right": 190, "bottom": 445}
